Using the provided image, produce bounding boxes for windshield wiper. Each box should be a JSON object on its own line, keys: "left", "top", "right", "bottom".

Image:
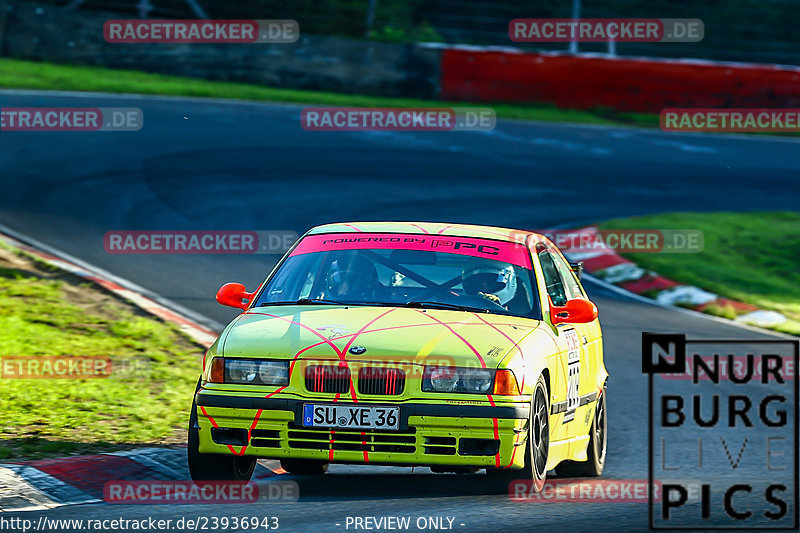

{"left": 258, "top": 298, "right": 348, "bottom": 307}
{"left": 258, "top": 299, "right": 485, "bottom": 311}
{"left": 296, "top": 298, "right": 349, "bottom": 305}
{"left": 404, "top": 301, "right": 489, "bottom": 313}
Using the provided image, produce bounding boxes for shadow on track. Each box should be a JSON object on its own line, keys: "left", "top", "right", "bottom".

{"left": 289, "top": 471, "right": 510, "bottom": 501}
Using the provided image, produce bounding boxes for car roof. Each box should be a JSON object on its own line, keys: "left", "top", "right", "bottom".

{"left": 306, "top": 222, "right": 540, "bottom": 243}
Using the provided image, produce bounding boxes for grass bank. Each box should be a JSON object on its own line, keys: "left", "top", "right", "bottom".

{"left": 0, "top": 242, "right": 205, "bottom": 459}
{"left": 600, "top": 211, "right": 800, "bottom": 335}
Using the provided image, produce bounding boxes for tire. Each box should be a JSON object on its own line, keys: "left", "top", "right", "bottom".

{"left": 486, "top": 374, "right": 550, "bottom": 492}
{"left": 556, "top": 385, "right": 607, "bottom": 477}
{"left": 187, "top": 395, "right": 256, "bottom": 482}
{"left": 280, "top": 459, "right": 329, "bottom": 475}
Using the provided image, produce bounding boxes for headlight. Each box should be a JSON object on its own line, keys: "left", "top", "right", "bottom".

{"left": 422, "top": 366, "right": 494, "bottom": 394}
{"left": 427, "top": 366, "right": 459, "bottom": 392}
{"left": 218, "top": 359, "right": 289, "bottom": 385}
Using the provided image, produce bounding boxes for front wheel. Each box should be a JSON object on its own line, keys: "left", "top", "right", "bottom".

{"left": 187, "top": 397, "right": 256, "bottom": 482}
{"left": 556, "top": 385, "right": 607, "bottom": 477}
{"left": 486, "top": 374, "right": 550, "bottom": 492}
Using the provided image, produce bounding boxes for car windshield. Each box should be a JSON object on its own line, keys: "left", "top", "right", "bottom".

{"left": 254, "top": 233, "right": 541, "bottom": 319}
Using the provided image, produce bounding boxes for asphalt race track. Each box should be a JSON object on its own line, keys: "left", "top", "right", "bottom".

{"left": 1, "top": 90, "right": 799, "bottom": 532}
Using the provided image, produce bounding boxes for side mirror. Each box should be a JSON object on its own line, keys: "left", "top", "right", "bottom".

{"left": 569, "top": 260, "right": 584, "bottom": 281}
{"left": 216, "top": 282, "right": 254, "bottom": 310}
{"left": 550, "top": 298, "right": 598, "bottom": 325}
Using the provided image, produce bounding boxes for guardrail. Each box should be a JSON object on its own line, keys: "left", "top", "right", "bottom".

{"left": 438, "top": 47, "right": 800, "bottom": 113}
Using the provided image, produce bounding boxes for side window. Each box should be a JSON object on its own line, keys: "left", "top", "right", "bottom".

{"left": 550, "top": 251, "right": 585, "bottom": 301}
{"left": 265, "top": 253, "right": 323, "bottom": 302}
{"left": 537, "top": 249, "right": 568, "bottom": 307}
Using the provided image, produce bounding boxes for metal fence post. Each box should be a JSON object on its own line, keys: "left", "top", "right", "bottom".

{"left": 136, "top": 0, "right": 152, "bottom": 18}
{"left": 184, "top": 0, "right": 209, "bottom": 19}
{"left": 365, "top": 0, "right": 377, "bottom": 36}
{"left": 568, "top": 0, "right": 581, "bottom": 54}
{"left": 0, "top": 4, "right": 8, "bottom": 57}
{"left": 63, "top": 0, "right": 88, "bottom": 10}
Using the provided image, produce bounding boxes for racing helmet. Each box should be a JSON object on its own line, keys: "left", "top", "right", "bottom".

{"left": 326, "top": 254, "right": 378, "bottom": 301}
{"left": 461, "top": 258, "right": 518, "bottom": 306}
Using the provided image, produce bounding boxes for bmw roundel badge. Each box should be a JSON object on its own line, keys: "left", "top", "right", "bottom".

{"left": 348, "top": 346, "right": 367, "bottom": 355}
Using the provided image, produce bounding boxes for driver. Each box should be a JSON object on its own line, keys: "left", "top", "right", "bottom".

{"left": 325, "top": 254, "right": 379, "bottom": 301}
{"left": 461, "top": 258, "right": 517, "bottom": 309}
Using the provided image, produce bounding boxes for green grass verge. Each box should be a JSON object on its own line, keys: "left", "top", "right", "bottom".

{"left": 0, "top": 58, "right": 658, "bottom": 127}
{"left": 0, "top": 242, "right": 204, "bottom": 459}
{"left": 599, "top": 211, "right": 800, "bottom": 335}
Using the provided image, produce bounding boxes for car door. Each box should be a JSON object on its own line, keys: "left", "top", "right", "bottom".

{"left": 548, "top": 246, "right": 603, "bottom": 404}
{"left": 535, "top": 243, "right": 588, "bottom": 440}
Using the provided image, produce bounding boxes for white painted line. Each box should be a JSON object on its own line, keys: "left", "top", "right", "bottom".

{"left": 106, "top": 448, "right": 186, "bottom": 480}
{"left": 736, "top": 310, "right": 787, "bottom": 328}
{"left": 0, "top": 465, "right": 98, "bottom": 506}
{"left": 594, "top": 262, "right": 646, "bottom": 284}
{"left": 655, "top": 285, "right": 718, "bottom": 306}
{"left": 0, "top": 467, "right": 60, "bottom": 511}
{"left": 652, "top": 139, "right": 718, "bottom": 154}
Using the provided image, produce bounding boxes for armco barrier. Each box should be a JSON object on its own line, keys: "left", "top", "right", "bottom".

{"left": 439, "top": 48, "right": 800, "bottom": 113}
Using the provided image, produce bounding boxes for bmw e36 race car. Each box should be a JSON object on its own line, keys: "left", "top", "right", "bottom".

{"left": 188, "top": 222, "right": 607, "bottom": 491}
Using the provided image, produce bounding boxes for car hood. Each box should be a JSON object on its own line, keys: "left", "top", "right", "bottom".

{"left": 220, "top": 306, "right": 539, "bottom": 368}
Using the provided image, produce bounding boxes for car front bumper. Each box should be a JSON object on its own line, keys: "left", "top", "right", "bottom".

{"left": 194, "top": 392, "right": 530, "bottom": 469}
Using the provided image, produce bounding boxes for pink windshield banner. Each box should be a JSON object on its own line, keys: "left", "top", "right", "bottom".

{"left": 290, "top": 233, "right": 532, "bottom": 268}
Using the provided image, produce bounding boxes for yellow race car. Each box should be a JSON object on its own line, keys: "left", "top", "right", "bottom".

{"left": 188, "top": 222, "right": 607, "bottom": 491}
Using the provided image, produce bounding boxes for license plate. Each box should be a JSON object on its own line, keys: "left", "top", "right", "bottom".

{"left": 302, "top": 404, "right": 400, "bottom": 430}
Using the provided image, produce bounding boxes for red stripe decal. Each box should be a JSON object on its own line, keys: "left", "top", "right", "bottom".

{"left": 200, "top": 405, "right": 239, "bottom": 455}
{"left": 408, "top": 223, "right": 431, "bottom": 234}
{"left": 412, "top": 311, "right": 486, "bottom": 368}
